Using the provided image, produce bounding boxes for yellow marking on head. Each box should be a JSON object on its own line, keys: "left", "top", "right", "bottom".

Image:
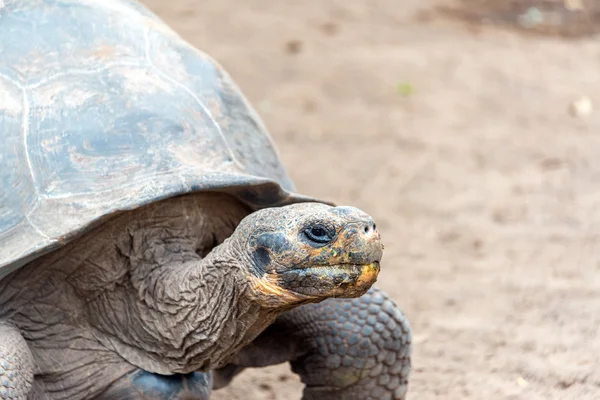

{"left": 355, "top": 262, "right": 380, "bottom": 287}
{"left": 247, "top": 273, "right": 310, "bottom": 307}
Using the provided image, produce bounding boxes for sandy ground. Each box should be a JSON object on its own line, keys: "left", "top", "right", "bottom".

{"left": 142, "top": 1, "right": 600, "bottom": 399}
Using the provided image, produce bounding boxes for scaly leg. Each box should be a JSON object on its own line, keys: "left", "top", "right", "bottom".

{"left": 214, "top": 287, "right": 412, "bottom": 400}
{"left": 0, "top": 322, "right": 34, "bottom": 400}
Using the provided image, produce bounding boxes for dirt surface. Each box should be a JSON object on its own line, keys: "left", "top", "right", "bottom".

{"left": 142, "top": 0, "right": 600, "bottom": 398}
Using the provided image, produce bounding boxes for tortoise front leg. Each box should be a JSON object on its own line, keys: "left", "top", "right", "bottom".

{"left": 0, "top": 322, "right": 34, "bottom": 400}
{"left": 215, "top": 287, "right": 412, "bottom": 400}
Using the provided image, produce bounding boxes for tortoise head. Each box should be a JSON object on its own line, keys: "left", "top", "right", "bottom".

{"left": 231, "top": 202, "right": 383, "bottom": 308}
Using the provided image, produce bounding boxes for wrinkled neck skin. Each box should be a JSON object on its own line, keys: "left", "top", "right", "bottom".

{"left": 0, "top": 193, "right": 295, "bottom": 377}
{"left": 98, "top": 237, "right": 280, "bottom": 375}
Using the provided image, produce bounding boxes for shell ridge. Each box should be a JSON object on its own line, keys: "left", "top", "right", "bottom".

{"left": 21, "top": 88, "right": 49, "bottom": 240}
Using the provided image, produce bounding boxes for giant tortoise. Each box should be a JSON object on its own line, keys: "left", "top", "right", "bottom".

{"left": 0, "top": 0, "right": 412, "bottom": 399}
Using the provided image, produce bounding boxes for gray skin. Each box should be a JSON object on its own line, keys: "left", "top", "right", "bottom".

{"left": 0, "top": 0, "right": 411, "bottom": 399}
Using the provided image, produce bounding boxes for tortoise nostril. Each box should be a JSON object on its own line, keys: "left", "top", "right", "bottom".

{"left": 363, "top": 222, "right": 376, "bottom": 234}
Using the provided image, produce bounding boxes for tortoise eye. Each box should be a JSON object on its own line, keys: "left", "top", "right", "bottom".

{"left": 304, "top": 224, "right": 334, "bottom": 244}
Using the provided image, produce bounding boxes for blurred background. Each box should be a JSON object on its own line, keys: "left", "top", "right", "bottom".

{"left": 142, "top": 1, "right": 600, "bottom": 399}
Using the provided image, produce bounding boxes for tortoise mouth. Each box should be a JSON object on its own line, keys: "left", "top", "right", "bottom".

{"left": 248, "top": 262, "right": 380, "bottom": 308}
{"left": 297, "top": 261, "right": 380, "bottom": 276}
{"left": 277, "top": 261, "right": 381, "bottom": 298}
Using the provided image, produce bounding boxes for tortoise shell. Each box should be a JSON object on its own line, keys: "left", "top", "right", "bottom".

{"left": 0, "top": 0, "right": 324, "bottom": 278}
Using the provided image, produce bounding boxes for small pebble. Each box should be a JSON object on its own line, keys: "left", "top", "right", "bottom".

{"left": 285, "top": 40, "right": 303, "bottom": 55}
{"left": 569, "top": 96, "right": 593, "bottom": 117}
{"left": 516, "top": 376, "right": 528, "bottom": 387}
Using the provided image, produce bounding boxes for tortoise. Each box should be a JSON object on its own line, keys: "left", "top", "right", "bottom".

{"left": 0, "top": 0, "right": 412, "bottom": 399}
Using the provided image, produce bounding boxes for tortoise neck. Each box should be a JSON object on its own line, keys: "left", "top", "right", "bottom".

{"left": 95, "top": 194, "right": 276, "bottom": 375}
{"left": 120, "top": 241, "right": 277, "bottom": 374}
